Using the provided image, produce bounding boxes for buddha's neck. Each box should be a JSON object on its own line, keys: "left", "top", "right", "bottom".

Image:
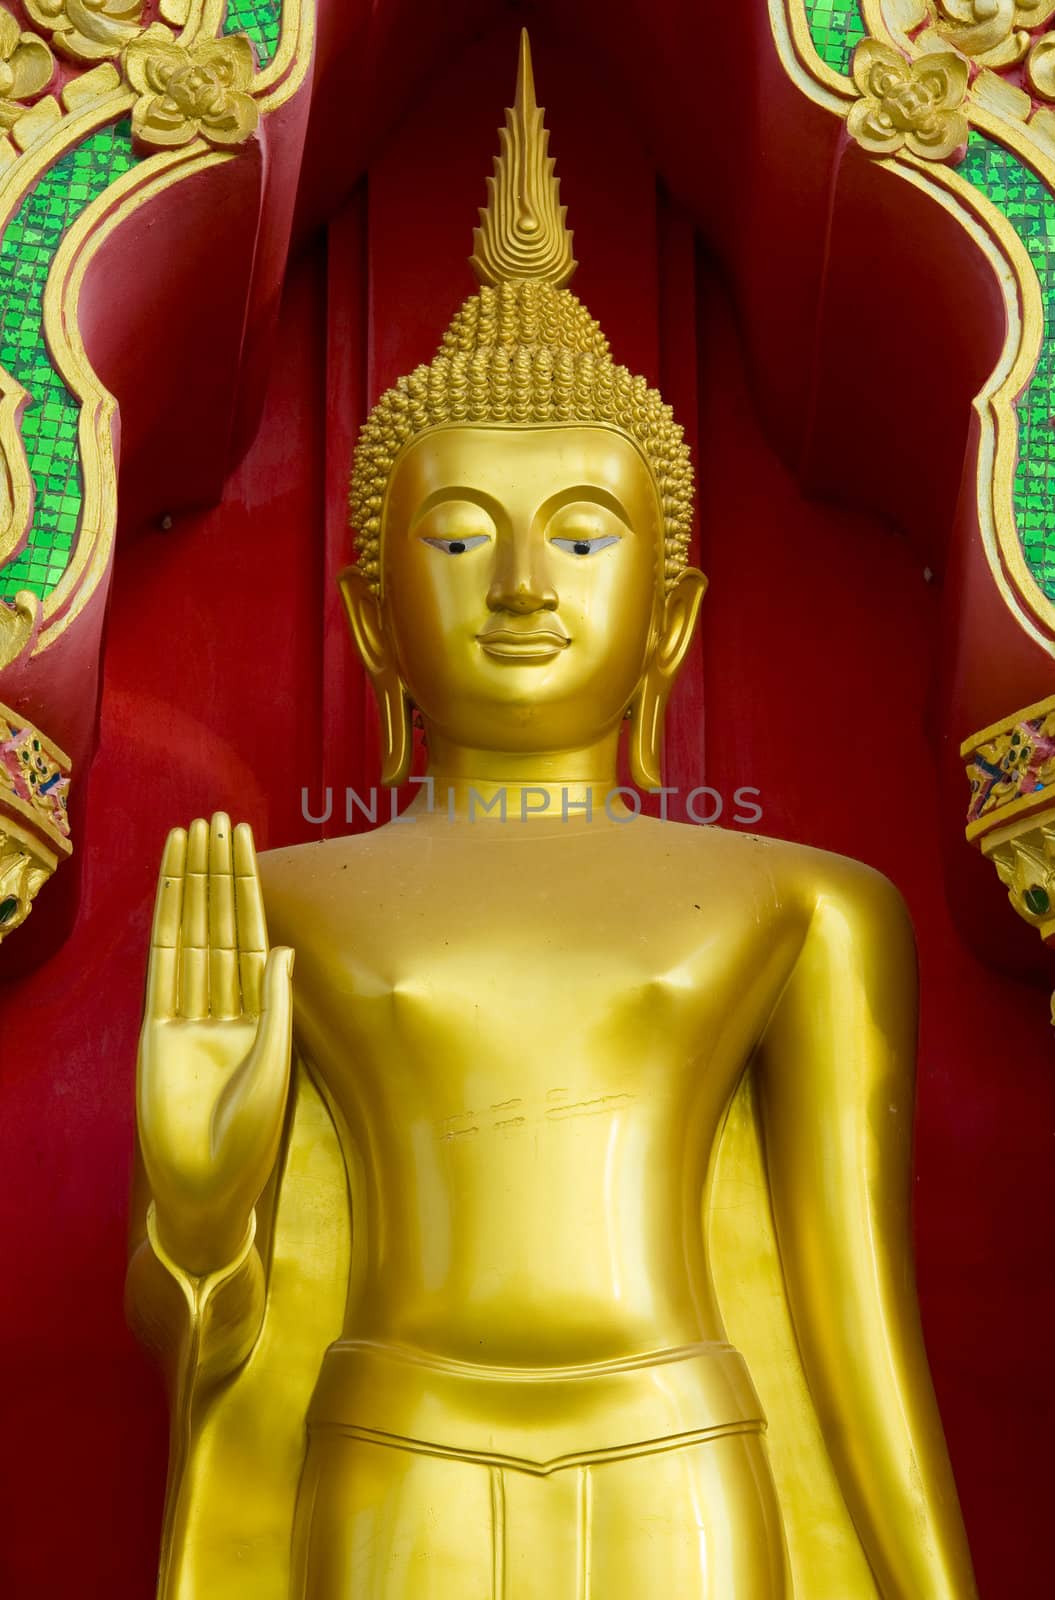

{"left": 412, "top": 729, "right": 631, "bottom": 825}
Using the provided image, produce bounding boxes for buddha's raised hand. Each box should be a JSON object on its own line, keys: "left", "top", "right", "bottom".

{"left": 137, "top": 813, "right": 294, "bottom": 1277}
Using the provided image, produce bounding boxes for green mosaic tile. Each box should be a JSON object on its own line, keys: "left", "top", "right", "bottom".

{"left": 959, "top": 133, "right": 1055, "bottom": 601}
{"left": 223, "top": 0, "right": 282, "bottom": 69}
{"left": 805, "top": 0, "right": 867, "bottom": 76}
{"left": 0, "top": 122, "right": 138, "bottom": 604}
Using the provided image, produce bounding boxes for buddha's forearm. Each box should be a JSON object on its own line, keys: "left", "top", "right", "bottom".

{"left": 767, "top": 1179, "right": 976, "bottom": 1597}
{"left": 125, "top": 1206, "right": 265, "bottom": 1394}
{"left": 759, "top": 866, "right": 977, "bottom": 1597}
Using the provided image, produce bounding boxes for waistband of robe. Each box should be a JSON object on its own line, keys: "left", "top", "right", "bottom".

{"left": 308, "top": 1338, "right": 765, "bottom": 1473}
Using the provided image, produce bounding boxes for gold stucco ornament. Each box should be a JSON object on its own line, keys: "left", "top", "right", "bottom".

{"left": 988, "top": 820, "right": 1055, "bottom": 936}
{"left": 0, "top": 590, "right": 41, "bottom": 669}
{"left": 0, "top": 830, "right": 51, "bottom": 941}
{"left": 23, "top": 0, "right": 144, "bottom": 64}
{"left": 0, "top": 701, "right": 71, "bottom": 944}
{"left": 848, "top": 39, "right": 969, "bottom": 159}
{"left": 124, "top": 32, "right": 258, "bottom": 149}
{"left": 0, "top": 7, "right": 54, "bottom": 130}
{"left": 931, "top": 0, "right": 1055, "bottom": 70}
{"left": 1026, "top": 34, "right": 1055, "bottom": 100}
{"left": 962, "top": 697, "right": 1055, "bottom": 1023}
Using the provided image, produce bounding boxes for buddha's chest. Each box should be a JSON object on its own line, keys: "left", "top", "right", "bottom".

{"left": 274, "top": 841, "right": 796, "bottom": 1113}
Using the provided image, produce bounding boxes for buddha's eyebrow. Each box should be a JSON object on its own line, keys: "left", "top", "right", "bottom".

{"left": 538, "top": 485, "right": 633, "bottom": 524}
{"left": 408, "top": 486, "right": 504, "bottom": 531}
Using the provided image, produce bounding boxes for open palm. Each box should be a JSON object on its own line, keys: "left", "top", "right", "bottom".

{"left": 137, "top": 813, "right": 294, "bottom": 1276}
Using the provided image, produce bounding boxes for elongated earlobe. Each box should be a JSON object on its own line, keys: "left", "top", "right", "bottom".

{"left": 338, "top": 566, "right": 413, "bottom": 786}
{"left": 375, "top": 679, "right": 413, "bottom": 786}
{"left": 627, "top": 568, "right": 707, "bottom": 790}
{"left": 628, "top": 677, "right": 665, "bottom": 790}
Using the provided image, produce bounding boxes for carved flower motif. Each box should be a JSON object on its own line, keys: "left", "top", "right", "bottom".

{"left": 934, "top": 1, "right": 1055, "bottom": 72}
{"left": 0, "top": 7, "right": 54, "bottom": 131}
{"left": 1027, "top": 35, "right": 1055, "bottom": 100}
{"left": 848, "top": 40, "right": 969, "bottom": 161}
{"left": 23, "top": 0, "right": 144, "bottom": 64}
{"left": 124, "top": 34, "right": 258, "bottom": 149}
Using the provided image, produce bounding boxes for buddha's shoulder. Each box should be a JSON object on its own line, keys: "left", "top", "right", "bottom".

{"left": 648, "top": 821, "right": 907, "bottom": 915}
{"left": 257, "top": 829, "right": 394, "bottom": 891}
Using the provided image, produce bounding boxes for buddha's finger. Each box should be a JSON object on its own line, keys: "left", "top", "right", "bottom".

{"left": 146, "top": 828, "right": 186, "bottom": 1020}
{"left": 179, "top": 819, "right": 210, "bottom": 1019}
{"left": 183, "top": 818, "right": 209, "bottom": 946}
{"left": 209, "top": 812, "right": 238, "bottom": 1018}
{"left": 234, "top": 822, "right": 267, "bottom": 1014}
{"left": 240, "top": 950, "right": 265, "bottom": 1020}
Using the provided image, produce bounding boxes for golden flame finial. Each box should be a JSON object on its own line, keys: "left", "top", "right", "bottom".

{"left": 470, "top": 30, "right": 577, "bottom": 289}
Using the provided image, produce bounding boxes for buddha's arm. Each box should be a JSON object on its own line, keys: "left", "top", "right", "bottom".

{"left": 126, "top": 814, "right": 293, "bottom": 1405}
{"left": 756, "top": 859, "right": 977, "bottom": 1599}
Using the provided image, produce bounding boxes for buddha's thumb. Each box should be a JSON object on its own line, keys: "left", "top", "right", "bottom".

{"left": 214, "top": 949, "right": 295, "bottom": 1155}
{"left": 258, "top": 947, "right": 295, "bottom": 1048}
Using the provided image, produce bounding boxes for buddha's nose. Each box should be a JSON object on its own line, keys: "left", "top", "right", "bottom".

{"left": 486, "top": 541, "right": 558, "bottom": 614}
{"left": 489, "top": 582, "right": 558, "bottom": 614}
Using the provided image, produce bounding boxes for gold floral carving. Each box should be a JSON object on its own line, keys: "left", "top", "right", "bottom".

{"left": 1026, "top": 36, "right": 1055, "bottom": 100}
{"left": 0, "top": 828, "right": 51, "bottom": 942}
{"left": 901, "top": 2, "right": 1055, "bottom": 99}
{"left": 931, "top": 1, "right": 1055, "bottom": 71}
{"left": 124, "top": 33, "right": 258, "bottom": 149}
{"left": 23, "top": 0, "right": 144, "bottom": 64}
{"left": 849, "top": 39, "right": 969, "bottom": 157}
{"left": 0, "top": 7, "right": 55, "bottom": 130}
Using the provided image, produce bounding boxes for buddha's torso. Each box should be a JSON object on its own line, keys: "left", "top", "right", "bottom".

{"left": 261, "top": 817, "right": 809, "bottom": 1369}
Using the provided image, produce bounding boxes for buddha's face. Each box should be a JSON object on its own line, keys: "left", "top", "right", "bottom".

{"left": 375, "top": 424, "right": 667, "bottom": 754}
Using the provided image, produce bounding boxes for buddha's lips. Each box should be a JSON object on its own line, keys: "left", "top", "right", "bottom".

{"left": 477, "top": 624, "right": 570, "bottom": 660}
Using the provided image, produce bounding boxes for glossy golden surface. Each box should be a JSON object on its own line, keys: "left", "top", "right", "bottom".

{"left": 130, "top": 421, "right": 977, "bottom": 1597}
{"left": 348, "top": 31, "right": 693, "bottom": 598}
{"left": 470, "top": 31, "right": 576, "bottom": 288}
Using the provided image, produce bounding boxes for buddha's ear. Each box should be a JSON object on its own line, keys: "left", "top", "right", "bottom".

{"left": 628, "top": 567, "right": 707, "bottom": 790}
{"left": 655, "top": 567, "right": 707, "bottom": 679}
{"left": 337, "top": 566, "right": 413, "bottom": 785}
{"left": 338, "top": 565, "right": 389, "bottom": 676}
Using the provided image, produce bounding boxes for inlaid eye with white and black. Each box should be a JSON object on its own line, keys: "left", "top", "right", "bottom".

{"left": 414, "top": 498, "right": 496, "bottom": 559}
{"left": 551, "top": 534, "right": 621, "bottom": 556}
{"left": 422, "top": 535, "right": 491, "bottom": 556}
{"left": 547, "top": 501, "right": 626, "bottom": 558}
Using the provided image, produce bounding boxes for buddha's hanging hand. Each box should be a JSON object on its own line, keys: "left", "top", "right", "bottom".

{"left": 136, "top": 812, "right": 294, "bottom": 1279}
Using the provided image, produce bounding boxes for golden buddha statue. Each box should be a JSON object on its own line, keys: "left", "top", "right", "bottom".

{"left": 128, "top": 34, "right": 978, "bottom": 1599}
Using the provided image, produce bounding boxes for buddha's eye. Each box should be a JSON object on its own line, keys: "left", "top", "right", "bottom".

{"left": 422, "top": 534, "right": 491, "bottom": 556}
{"left": 551, "top": 534, "right": 621, "bottom": 557}
{"left": 414, "top": 498, "right": 496, "bottom": 555}
{"left": 546, "top": 499, "right": 626, "bottom": 558}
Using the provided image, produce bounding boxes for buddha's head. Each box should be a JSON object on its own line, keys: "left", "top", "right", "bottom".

{"left": 342, "top": 33, "right": 706, "bottom": 789}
